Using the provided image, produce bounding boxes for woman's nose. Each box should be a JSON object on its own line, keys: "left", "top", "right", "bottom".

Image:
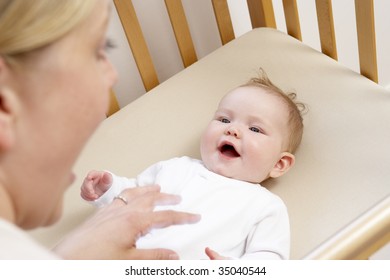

{"left": 225, "top": 126, "right": 240, "bottom": 138}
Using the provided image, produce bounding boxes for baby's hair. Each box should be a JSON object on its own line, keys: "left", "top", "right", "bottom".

{"left": 242, "top": 68, "right": 306, "bottom": 153}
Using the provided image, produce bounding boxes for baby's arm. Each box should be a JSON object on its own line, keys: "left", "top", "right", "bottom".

{"left": 81, "top": 170, "right": 113, "bottom": 201}
{"left": 82, "top": 161, "right": 164, "bottom": 207}
{"left": 241, "top": 199, "right": 290, "bottom": 260}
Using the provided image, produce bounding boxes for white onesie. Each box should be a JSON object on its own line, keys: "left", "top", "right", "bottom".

{"left": 93, "top": 156, "right": 290, "bottom": 259}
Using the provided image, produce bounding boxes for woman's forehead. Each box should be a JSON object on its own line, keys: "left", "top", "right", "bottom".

{"left": 70, "top": 0, "right": 110, "bottom": 39}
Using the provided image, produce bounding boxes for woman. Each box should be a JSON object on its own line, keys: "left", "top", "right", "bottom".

{"left": 0, "top": 0, "right": 199, "bottom": 259}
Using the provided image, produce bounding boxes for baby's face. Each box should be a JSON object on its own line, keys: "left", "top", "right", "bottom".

{"left": 200, "top": 86, "right": 291, "bottom": 183}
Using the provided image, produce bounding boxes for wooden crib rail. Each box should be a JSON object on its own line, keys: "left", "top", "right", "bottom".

{"left": 355, "top": 0, "right": 378, "bottom": 83}
{"left": 282, "top": 0, "right": 302, "bottom": 41}
{"left": 110, "top": 0, "right": 379, "bottom": 116}
{"left": 165, "top": 0, "right": 198, "bottom": 68}
{"left": 304, "top": 195, "right": 390, "bottom": 260}
{"left": 214, "top": 0, "right": 378, "bottom": 83}
{"left": 315, "top": 0, "right": 337, "bottom": 60}
{"left": 113, "top": 0, "right": 159, "bottom": 92}
{"left": 211, "top": 0, "right": 235, "bottom": 45}
{"left": 246, "top": 0, "right": 276, "bottom": 29}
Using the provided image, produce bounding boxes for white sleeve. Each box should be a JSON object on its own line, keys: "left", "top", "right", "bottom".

{"left": 240, "top": 198, "right": 290, "bottom": 260}
{"left": 91, "top": 162, "right": 164, "bottom": 208}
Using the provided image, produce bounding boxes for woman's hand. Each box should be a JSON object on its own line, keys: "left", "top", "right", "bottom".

{"left": 54, "top": 185, "right": 201, "bottom": 259}
{"left": 205, "top": 247, "right": 231, "bottom": 260}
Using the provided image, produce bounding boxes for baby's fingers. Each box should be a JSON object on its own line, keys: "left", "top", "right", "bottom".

{"left": 80, "top": 179, "right": 98, "bottom": 201}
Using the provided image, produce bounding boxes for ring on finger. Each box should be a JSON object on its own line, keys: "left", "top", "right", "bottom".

{"left": 113, "top": 195, "right": 128, "bottom": 205}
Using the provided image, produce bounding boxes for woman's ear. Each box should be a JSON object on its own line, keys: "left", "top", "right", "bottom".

{"left": 0, "top": 57, "right": 18, "bottom": 150}
{"left": 269, "top": 152, "right": 295, "bottom": 179}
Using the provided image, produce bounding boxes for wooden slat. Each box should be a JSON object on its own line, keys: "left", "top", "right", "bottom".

{"left": 113, "top": 0, "right": 159, "bottom": 91}
{"left": 107, "top": 89, "right": 120, "bottom": 117}
{"left": 282, "top": 0, "right": 302, "bottom": 41}
{"left": 355, "top": 0, "right": 378, "bottom": 83}
{"left": 247, "top": 0, "right": 276, "bottom": 28}
{"left": 315, "top": 0, "right": 337, "bottom": 60}
{"left": 211, "top": 0, "right": 235, "bottom": 45}
{"left": 165, "top": 0, "right": 198, "bottom": 68}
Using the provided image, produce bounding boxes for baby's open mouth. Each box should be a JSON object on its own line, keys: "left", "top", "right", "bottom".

{"left": 219, "top": 144, "right": 240, "bottom": 158}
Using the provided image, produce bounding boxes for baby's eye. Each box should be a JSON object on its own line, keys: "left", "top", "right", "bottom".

{"left": 220, "top": 118, "right": 230, "bottom": 123}
{"left": 249, "top": 126, "right": 262, "bottom": 133}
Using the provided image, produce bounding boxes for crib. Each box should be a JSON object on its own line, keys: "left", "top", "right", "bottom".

{"left": 31, "top": 0, "right": 390, "bottom": 259}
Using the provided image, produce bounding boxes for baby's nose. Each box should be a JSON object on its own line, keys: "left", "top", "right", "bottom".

{"left": 225, "top": 126, "right": 240, "bottom": 138}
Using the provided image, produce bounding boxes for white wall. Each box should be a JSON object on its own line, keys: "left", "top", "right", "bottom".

{"left": 107, "top": 0, "right": 390, "bottom": 108}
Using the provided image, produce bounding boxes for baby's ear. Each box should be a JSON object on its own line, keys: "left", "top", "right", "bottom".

{"left": 269, "top": 152, "right": 295, "bottom": 179}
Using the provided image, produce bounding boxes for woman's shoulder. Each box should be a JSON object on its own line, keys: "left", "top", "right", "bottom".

{"left": 0, "top": 219, "right": 59, "bottom": 260}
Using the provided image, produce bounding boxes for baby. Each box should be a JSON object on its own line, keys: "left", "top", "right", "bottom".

{"left": 81, "top": 70, "right": 305, "bottom": 259}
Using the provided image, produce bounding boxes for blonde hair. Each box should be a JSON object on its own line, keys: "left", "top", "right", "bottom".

{"left": 0, "top": 0, "right": 96, "bottom": 62}
{"left": 243, "top": 69, "right": 306, "bottom": 153}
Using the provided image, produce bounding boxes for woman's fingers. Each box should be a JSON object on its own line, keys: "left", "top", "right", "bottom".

{"left": 123, "top": 210, "right": 200, "bottom": 238}
{"left": 110, "top": 185, "right": 160, "bottom": 207}
{"left": 127, "top": 248, "right": 180, "bottom": 260}
{"left": 205, "top": 247, "right": 231, "bottom": 260}
{"left": 114, "top": 186, "right": 183, "bottom": 211}
{"left": 146, "top": 210, "right": 201, "bottom": 230}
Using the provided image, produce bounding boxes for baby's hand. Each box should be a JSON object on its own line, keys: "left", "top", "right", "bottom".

{"left": 80, "top": 170, "right": 113, "bottom": 201}
{"left": 205, "top": 247, "right": 232, "bottom": 260}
